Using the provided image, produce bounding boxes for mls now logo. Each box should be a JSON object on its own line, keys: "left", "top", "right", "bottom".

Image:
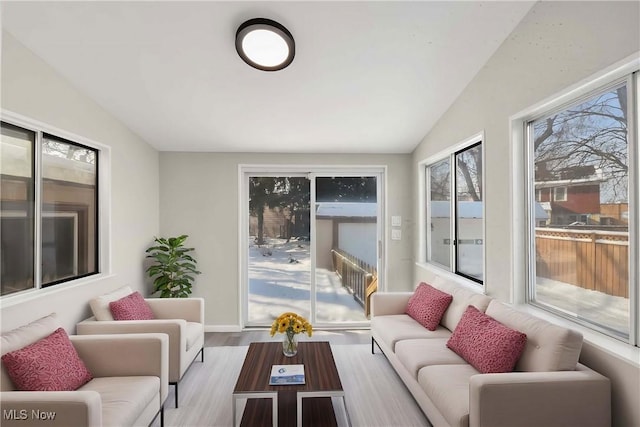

{"left": 3, "top": 409, "right": 56, "bottom": 421}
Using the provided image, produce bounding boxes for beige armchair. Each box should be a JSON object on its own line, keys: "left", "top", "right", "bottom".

{"left": 77, "top": 297, "right": 205, "bottom": 408}
{"left": 1, "top": 313, "right": 168, "bottom": 427}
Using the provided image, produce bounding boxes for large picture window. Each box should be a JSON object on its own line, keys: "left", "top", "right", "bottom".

{"left": 1, "top": 121, "right": 99, "bottom": 296}
{"left": 526, "top": 74, "right": 636, "bottom": 342}
{"left": 425, "top": 138, "right": 484, "bottom": 284}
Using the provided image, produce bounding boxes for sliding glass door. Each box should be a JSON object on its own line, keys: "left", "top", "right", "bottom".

{"left": 247, "top": 175, "right": 312, "bottom": 324}
{"left": 243, "top": 168, "right": 383, "bottom": 328}
{"left": 314, "top": 176, "right": 378, "bottom": 323}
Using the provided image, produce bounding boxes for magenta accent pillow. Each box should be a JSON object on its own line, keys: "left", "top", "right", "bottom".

{"left": 1, "top": 327, "right": 92, "bottom": 391}
{"left": 447, "top": 305, "right": 527, "bottom": 374}
{"left": 109, "top": 291, "right": 155, "bottom": 320}
{"left": 405, "top": 282, "right": 453, "bottom": 331}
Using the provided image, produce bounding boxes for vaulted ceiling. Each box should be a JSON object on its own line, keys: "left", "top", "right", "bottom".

{"left": 1, "top": 1, "right": 534, "bottom": 153}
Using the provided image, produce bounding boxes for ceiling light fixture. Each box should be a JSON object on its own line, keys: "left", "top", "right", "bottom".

{"left": 236, "top": 18, "right": 295, "bottom": 72}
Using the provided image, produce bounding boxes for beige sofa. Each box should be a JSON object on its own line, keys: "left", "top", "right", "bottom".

{"left": 76, "top": 297, "right": 204, "bottom": 408}
{"left": 0, "top": 314, "right": 168, "bottom": 427}
{"left": 371, "top": 276, "right": 611, "bottom": 427}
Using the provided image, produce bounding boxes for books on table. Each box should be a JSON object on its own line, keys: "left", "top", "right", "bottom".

{"left": 269, "top": 364, "right": 305, "bottom": 385}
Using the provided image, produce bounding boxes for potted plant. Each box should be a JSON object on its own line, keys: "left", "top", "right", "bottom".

{"left": 145, "top": 235, "right": 201, "bottom": 298}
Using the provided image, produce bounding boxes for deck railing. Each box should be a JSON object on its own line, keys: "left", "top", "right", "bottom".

{"left": 331, "top": 249, "right": 377, "bottom": 317}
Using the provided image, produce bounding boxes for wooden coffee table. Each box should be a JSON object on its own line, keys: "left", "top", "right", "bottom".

{"left": 232, "top": 341, "right": 350, "bottom": 427}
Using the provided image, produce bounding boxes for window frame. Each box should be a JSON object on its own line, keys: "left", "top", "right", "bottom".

{"left": 0, "top": 110, "right": 111, "bottom": 302}
{"left": 420, "top": 132, "right": 485, "bottom": 287}
{"left": 511, "top": 53, "right": 639, "bottom": 347}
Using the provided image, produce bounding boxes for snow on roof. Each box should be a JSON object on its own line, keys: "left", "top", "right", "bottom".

{"left": 316, "top": 202, "right": 377, "bottom": 218}
{"left": 534, "top": 203, "right": 549, "bottom": 219}
{"left": 430, "top": 201, "right": 549, "bottom": 219}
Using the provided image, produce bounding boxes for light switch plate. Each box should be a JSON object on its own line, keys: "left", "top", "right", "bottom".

{"left": 391, "top": 229, "right": 402, "bottom": 240}
{"left": 391, "top": 216, "right": 402, "bottom": 227}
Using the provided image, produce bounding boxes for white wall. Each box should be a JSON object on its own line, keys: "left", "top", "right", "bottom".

{"left": 412, "top": 2, "right": 639, "bottom": 426}
{"left": 159, "top": 153, "right": 413, "bottom": 329}
{"left": 0, "top": 32, "right": 160, "bottom": 333}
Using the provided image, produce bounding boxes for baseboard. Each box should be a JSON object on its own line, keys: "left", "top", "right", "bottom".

{"left": 205, "top": 324, "right": 242, "bottom": 332}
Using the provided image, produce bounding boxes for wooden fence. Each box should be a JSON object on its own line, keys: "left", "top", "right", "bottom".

{"left": 331, "top": 249, "right": 378, "bottom": 317}
{"left": 535, "top": 228, "right": 628, "bottom": 298}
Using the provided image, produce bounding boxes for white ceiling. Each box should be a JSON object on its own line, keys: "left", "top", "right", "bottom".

{"left": 1, "top": 1, "right": 534, "bottom": 153}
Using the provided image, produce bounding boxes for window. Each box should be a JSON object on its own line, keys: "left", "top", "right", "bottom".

{"left": 553, "top": 187, "right": 567, "bottom": 201}
{"left": 526, "top": 72, "right": 636, "bottom": 343}
{"left": 425, "top": 138, "right": 484, "bottom": 284}
{"left": 1, "top": 120, "right": 99, "bottom": 296}
{"left": 1, "top": 123, "right": 35, "bottom": 295}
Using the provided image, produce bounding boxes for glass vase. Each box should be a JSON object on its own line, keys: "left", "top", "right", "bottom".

{"left": 282, "top": 332, "right": 298, "bottom": 357}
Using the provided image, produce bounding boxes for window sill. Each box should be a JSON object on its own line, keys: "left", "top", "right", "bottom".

{"left": 513, "top": 304, "right": 640, "bottom": 368}
{"left": 0, "top": 273, "right": 115, "bottom": 309}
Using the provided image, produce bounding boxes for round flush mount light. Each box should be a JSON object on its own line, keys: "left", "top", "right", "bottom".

{"left": 236, "top": 18, "right": 295, "bottom": 71}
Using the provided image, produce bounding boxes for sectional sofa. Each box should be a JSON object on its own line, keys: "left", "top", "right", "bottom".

{"left": 371, "top": 275, "right": 611, "bottom": 427}
{"left": 0, "top": 313, "right": 168, "bottom": 427}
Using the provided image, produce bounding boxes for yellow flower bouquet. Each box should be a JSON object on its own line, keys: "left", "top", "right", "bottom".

{"left": 270, "top": 312, "right": 312, "bottom": 356}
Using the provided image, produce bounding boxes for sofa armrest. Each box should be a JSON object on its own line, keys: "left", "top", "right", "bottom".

{"left": 145, "top": 297, "right": 204, "bottom": 323}
{"left": 0, "top": 390, "right": 101, "bottom": 427}
{"left": 371, "top": 292, "right": 413, "bottom": 316}
{"left": 76, "top": 318, "right": 186, "bottom": 343}
{"left": 469, "top": 364, "right": 611, "bottom": 427}
{"left": 70, "top": 333, "right": 169, "bottom": 405}
{"left": 76, "top": 319, "right": 184, "bottom": 384}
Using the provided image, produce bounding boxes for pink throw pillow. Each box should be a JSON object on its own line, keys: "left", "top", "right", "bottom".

{"left": 405, "top": 283, "right": 453, "bottom": 331}
{"left": 1, "top": 327, "right": 92, "bottom": 391}
{"left": 447, "top": 305, "right": 527, "bottom": 374}
{"left": 109, "top": 291, "right": 155, "bottom": 320}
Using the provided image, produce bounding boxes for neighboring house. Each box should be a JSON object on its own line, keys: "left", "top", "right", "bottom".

{"left": 315, "top": 202, "right": 377, "bottom": 270}
{"left": 1, "top": 148, "right": 96, "bottom": 291}
{"left": 429, "top": 200, "right": 548, "bottom": 274}
{"left": 534, "top": 164, "right": 605, "bottom": 225}
{"left": 249, "top": 206, "right": 310, "bottom": 241}
{"left": 429, "top": 201, "right": 484, "bottom": 273}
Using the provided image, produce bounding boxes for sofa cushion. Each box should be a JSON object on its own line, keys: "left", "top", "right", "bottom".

{"left": 447, "top": 305, "right": 527, "bottom": 374}
{"left": 485, "top": 300, "right": 583, "bottom": 371}
{"left": 405, "top": 283, "right": 453, "bottom": 330}
{"left": 395, "top": 338, "right": 467, "bottom": 378}
{"left": 79, "top": 376, "right": 159, "bottom": 427}
{"left": 1, "top": 313, "right": 60, "bottom": 391}
{"left": 2, "top": 327, "right": 93, "bottom": 391}
{"left": 371, "top": 314, "right": 451, "bottom": 351}
{"left": 419, "top": 364, "right": 479, "bottom": 427}
{"left": 1, "top": 313, "right": 60, "bottom": 356}
{"left": 110, "top": 292, "right": 155, "bottom": 321}
{"left": 90, "top": 286, "right": 133, "bottom": 321}
{"left": 431, "top": 276, "right": 492, "bottom": 332}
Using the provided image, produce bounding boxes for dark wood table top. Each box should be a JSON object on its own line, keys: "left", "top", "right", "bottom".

{"left": 233, "top": 341, "right": 343, "bottom": 394}
{"left": 234, "top": 341, "right": 343, "bottom": 427}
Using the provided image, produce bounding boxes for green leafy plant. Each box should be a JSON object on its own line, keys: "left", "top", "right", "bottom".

{"left": 146, "top": 235, "right": 201, "bottom": 298}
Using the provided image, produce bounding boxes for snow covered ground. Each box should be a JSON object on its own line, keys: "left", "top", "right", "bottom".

{"left": 535, "top": 277, "right": 629, "bottom": 336}
{"left": 247, "top": 238, "right": 628, "bottom": 336}
{"left": 248, "top": 238, "right": 367, "bottom": 325}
